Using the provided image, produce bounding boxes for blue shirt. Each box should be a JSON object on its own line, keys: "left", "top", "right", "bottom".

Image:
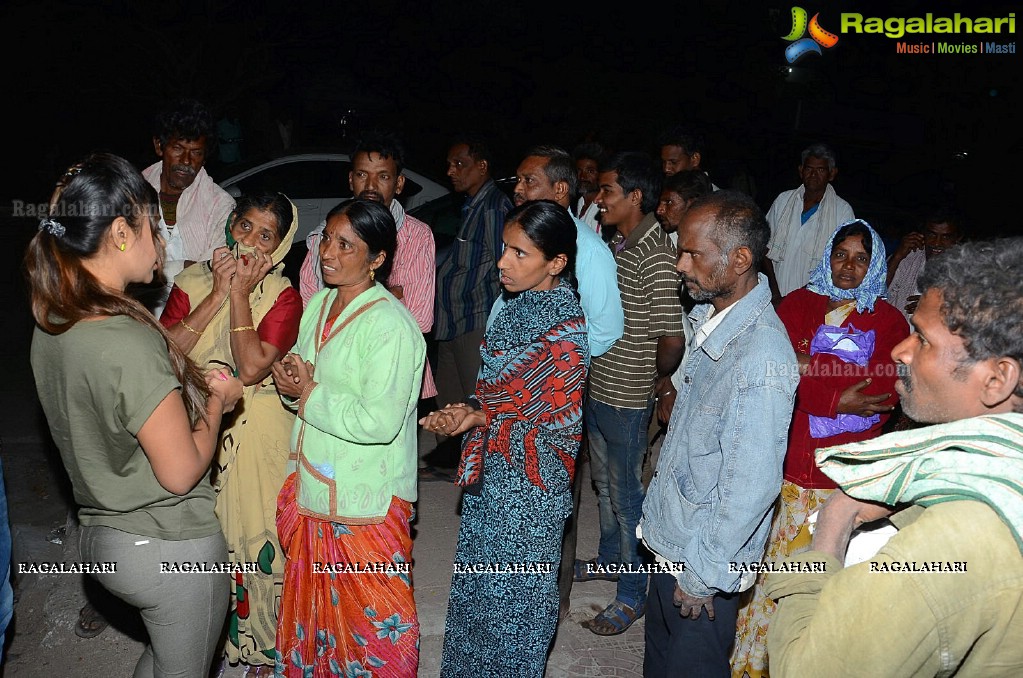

{"left": 434, "top": 180, "right": 513, "bottom": 341}
{"left": 641, "top": 275, "right": 799, "bottom": 597}
{"left": 486, "top": 215, "right": 624, "bottom": 358}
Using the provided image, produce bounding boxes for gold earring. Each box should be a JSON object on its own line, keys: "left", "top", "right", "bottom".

{"left": 369, "top": 269, "right": 375, "bottom": 281}
{"left": 120, "top": 242, "right": 126, "bottom": 251}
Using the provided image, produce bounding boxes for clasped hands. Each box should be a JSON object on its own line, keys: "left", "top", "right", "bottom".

{"left": 211, "top": 246, "right": 274, "bottom": 299}
{"left": 270, "top": 353, "right": 314, "bottom": 399}
{"left": 419, "top": 403, "right": 484, "bottom": 437}
{"left": 204, "top": 366, "right": 243, "bottom": 413}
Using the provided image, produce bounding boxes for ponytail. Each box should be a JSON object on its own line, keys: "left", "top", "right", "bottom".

{"left": 24, "top": 153, "right": 210, "bottom": 425}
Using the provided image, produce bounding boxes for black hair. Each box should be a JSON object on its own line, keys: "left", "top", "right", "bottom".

{"left": 831, "top": 221, "right": 873, "bottom": 260}
{"left": 687, "top": 190, "right": 769, "bottom": 269}
{"left": 656, "top": 125, "right": 706, "bottom": 157}
{"left": 917, "top": 238, "right": 1023, "bottom": 405}
{"left": 921, "top": 205, "right": 964, "bottom": 232}
{"left": 324, "top": 198, "right": 398, "bottom": 284}
{"left": 153, "top": 98, "right": 215, "bottom": 147}
{"left": 504, "top": 200, "right": 577, "bottom": 286}
{"left": 353, "top": 129, "right": 406, "bottom": 175}
{"left": 448, "top": 131, "right": 494, "bottom": 166}
{"left": 572, "top": 142, "right": 606, "bottom": 166}
{"left": 25, "top": 152, "right": 209, "bottom": 425}
{"left": 524, "top": 145, "right": 576, "bottom": 197}
{"left": 598, "top": 152, "right": 662, "bottom": 214}
{"left": 662, "top": 170, "right": 713, "bottom": 202}
{"left": 233, "top": 192, "right": 293, "bottom": 241}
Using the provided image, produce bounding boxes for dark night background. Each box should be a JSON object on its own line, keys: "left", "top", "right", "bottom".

{"left": 3, "top": 0, "right": 1020, "bottom": 240}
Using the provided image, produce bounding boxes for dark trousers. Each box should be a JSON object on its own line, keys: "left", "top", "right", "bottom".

{"left": 557, "top": 449, "right": 586, "bottom": 613}
{"left": 643, "top": 573, "right": 740, "bottom": 678}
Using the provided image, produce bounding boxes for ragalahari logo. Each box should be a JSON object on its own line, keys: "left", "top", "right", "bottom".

{"left": 783, "top": 7, "right": 839, "bottom": 63}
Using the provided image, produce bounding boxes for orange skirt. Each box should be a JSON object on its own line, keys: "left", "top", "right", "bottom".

{"left": 274, "top": 473, "right": 418, "bottom": 677}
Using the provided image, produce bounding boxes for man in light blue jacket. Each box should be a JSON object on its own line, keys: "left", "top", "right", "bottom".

{"left": 640, "top": 191, "right": 798, "bottom": 677}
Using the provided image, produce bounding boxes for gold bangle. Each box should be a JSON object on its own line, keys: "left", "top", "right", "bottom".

{"left": 230, "top": 325, "right": 256, "bottom": 333}
{"left": 180, "top": 320, "right": 202, "bottom": 336}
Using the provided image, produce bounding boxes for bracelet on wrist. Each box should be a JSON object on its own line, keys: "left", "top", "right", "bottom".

{"left": 180, "top": 320, "right": 202, "bottom": 336}
{"left": 230, "top": 325, "right": 256, "bottom": 333}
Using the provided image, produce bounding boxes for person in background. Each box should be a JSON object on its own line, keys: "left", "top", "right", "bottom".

{"left": 27, "top": 153, "right": 242, "bottom": 677}
{"left": 886, "top": 206, "right": 963, "bottom": 319}
{"left": 572, "top": 142, "right": 606, "bottom": 234}
{"left": 577, "top": 152, "right": 684, "bottom": 637}
{"left": 432, "top": 134, "right": 513, "bottom": 463}
{"left": 141, "top": 98, "right": 236, "bottom": 317}
{"left": 656, "top": 124, "right": 717, "bottom": 189}
{"left": 764, "top": 143, "right": 854, "bottom": 301}
{"left": 271, "top": 199, "right": 425, "bottom": 677}
{"left": 731, "top": 220, "right": 908, "bottom": 678}
{"left": 655, "top": 170, "right": 714, "bottom": 250}
{"left": 423, "top": 200, "right": 588, "bottom": 675}
{"left": 160, "top": 192, "right": 301, "bottom": 676}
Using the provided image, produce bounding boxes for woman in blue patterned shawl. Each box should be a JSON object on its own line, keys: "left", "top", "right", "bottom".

{"left": 422, "top": 200, "right": 589, "bottom": 676}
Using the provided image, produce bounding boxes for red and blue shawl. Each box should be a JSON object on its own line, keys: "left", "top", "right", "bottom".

{"left": 456, "top": 283, "right": 589, "bottom": 497}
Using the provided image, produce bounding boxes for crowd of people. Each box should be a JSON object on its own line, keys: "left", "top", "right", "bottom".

{"left": 13, "top": 96, "right": 1023, "bottom": 678}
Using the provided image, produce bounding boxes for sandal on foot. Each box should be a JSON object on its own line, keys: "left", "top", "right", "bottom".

{"left": 583, "top": 600, "right": 645, "bottom": 636}
{"left": 75, "top": 603, "right": 109, "bottom": 639}
{"left": 572, "top": 558, "right": 619, "bottom": 582}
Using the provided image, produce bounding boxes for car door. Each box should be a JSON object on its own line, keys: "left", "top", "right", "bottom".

{"left": 225, "top": 158, "right": 352, "bottom": 242}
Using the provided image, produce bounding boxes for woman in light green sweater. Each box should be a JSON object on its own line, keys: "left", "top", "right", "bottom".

{"left": 270, "top": 198, "right": 425, "bottom": 677}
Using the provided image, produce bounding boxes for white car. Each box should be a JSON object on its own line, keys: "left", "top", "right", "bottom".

{"left": 219, "top": 153, "right": 449, "bottom": 242}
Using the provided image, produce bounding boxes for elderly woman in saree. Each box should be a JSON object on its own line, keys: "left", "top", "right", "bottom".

{"left": 422, "top": 200, "right": 589, "bottom": 676}
{"left": 161, "top": 192, "right": 301, "bottom": 676}
{"left": 731, "top": 219, "right": 909, "bottom": 678}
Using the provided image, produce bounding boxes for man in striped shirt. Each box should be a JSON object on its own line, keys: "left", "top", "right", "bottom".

{"left": 433, "top": 135, "right": 513, "bottom": 420}
{"left": 299, "top": 131, "right": 437, "bottom": 400}
{"left": 579, "top": 152, "right": 686, "bottom": 636}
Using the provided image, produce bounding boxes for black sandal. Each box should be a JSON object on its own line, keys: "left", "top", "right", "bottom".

{"left": 75, "top": 603, "right": 108, "bottom": 639}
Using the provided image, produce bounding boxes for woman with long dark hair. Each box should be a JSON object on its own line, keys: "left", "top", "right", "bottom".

{"left": 424, "top": 200, "right": 589, "bottom": 675}
{"left": 26, "top": 153, "right": 243, "bottom": 677}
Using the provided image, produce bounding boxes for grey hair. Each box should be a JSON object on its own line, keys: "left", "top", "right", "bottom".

{"left": 524, "top": 145, "right": 577, "bottom": 197}
{"left": 688, "top": 190, "right": 769, "bottom": 269}
{"left": 801, "top": 143, "right": 838, "bottom": 171}
{"left": 917, "top": 238, "right": 1023, "bottom": 405}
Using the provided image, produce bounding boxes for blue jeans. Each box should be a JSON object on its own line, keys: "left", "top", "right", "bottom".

{"left": 586, "top": 397, "right": 652, "bottom": 609}
{"left": 0, "top": 459, "right": 11, "bottom": 664}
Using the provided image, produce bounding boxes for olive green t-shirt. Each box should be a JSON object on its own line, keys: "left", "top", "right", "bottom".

{"left": 31, "top": 316, "right": 220, "bottom": 540}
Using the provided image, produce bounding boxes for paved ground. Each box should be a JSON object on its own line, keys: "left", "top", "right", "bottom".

{"left": 0, "top": 217, "right": 646, "bottom": 677}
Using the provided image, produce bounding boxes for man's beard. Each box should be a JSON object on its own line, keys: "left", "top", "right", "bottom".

{"left": 680, "top": 262, "right": 732, "bottom": 302}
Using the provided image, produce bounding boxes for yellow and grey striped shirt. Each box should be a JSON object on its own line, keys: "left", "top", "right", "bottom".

{"left": 589, "top": 213, "right": 685, "bottom": 409}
